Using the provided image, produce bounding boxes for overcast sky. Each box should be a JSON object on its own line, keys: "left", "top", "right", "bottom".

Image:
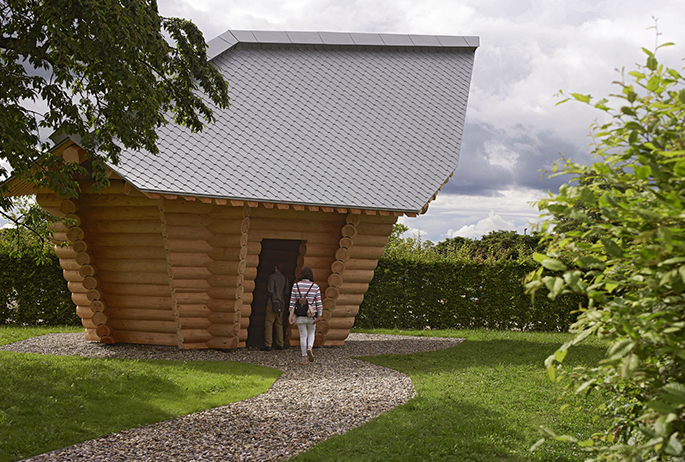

{"left": 156, "top": 0, "right": 685, "bottom": 242}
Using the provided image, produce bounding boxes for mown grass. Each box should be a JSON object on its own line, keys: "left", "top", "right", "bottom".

{"left": 0, "top": 326, "right": 281, "bottom": 462}
{"left": 295, "top": 328, "right": 609, "bottom": 462}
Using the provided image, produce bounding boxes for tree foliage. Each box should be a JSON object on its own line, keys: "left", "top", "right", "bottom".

{"left": 0, "top": 0, "right": 229, "bottom": 208}
{"left": 526, "top": 43, "right": 685, "bottom": 460}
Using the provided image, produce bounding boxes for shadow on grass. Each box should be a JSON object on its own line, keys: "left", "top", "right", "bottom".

{"left": 0, "top": 352, "right": 279, "bottom": 462}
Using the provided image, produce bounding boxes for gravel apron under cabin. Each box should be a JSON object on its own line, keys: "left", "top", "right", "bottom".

{"left": 6, "top": 30, "right": 478, "bottom": 349}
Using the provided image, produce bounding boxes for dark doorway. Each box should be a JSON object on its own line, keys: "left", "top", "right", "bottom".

{"left": 247, "top": 239, "right": 301, "bottom": 347}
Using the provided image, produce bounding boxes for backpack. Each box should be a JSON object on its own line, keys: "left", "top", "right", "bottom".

{"left": 294, "top": 283, "right": 314, "bottom": 317}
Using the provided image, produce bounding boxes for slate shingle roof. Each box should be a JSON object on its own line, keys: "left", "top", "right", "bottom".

{"left": 109, "top": 31, "right": 478, "bottom": 213}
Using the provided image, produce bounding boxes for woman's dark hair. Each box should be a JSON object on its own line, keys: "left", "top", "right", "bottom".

{"left": 299, "top": 267, "right": 314, "bottom": 281}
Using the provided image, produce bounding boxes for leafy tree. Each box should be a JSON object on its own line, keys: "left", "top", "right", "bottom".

{"left": 0, "top": 0, "right": 229, "bottom": 211}
{"left": 526, "top": 43, "right": 685, "bottom": 460}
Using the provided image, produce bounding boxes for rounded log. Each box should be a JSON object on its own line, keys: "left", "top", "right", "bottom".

{"left": 316, "top": 319, "right": 330, "bottom": 335}
{"left": 66, "top": 227, "right": 85, "bottom": 242}
{"left": 239, "top": 317, "right": 250, "bottom": 329}
{"left": 178, "top": 317, "right": 212, "bottom": 330}
{"left": 52, "top": 232, "right": 68, "bottom": 243}
{"left": 206, "top": 299, "right": 242, "bottom": 313}
{"left": 341, "top": 224, "right": 357, "bottom": 238}
{"left": 81, "top": 318, "right": 97, "bottom": 329}
{"left": 163, "top": 213, "right": 213, "bottom": 227}
{"left": 314, "top": 332, "right": 324, "bottom": 347}
{"left": 111, "top": 319, "right": 176, "bottom": 333}
{"left": 323, "top": 328, "right": 351, "bottom": 341}
{"left": 75, "top": 252, "right": 91, "bottom": 265}
{"left": 166, "top": 239, "right": 214, "bottom": 253}
{"left": 78, "top": 195, "right": 155, "bottom": 208}
{"left": 51, "top": 221, "right": 69, "bottom": 233}
{"left": 207, "top": 246, "right": 247, "bottom": 261}
{"left": 356, "top": 222, "right": 395, "bottom": 236}
{"left": 207, "top": 323, "right": 240, "bottom": 337}
{"left": 171, "top": 266, "right": 212, "bottom": 280}
{"left": 323, "top": 339, "right": 345, "bottom": 346}
{"left": 88, "top": 233, "right": 164, "bottom": 248}
{"left": 346, "top": 214, "right": 361, "bottom": 226}
{"left": 175, "top": 292, "right": 211, "bottom": 304}
{"left": 96, "top": 259, "right": 167, "bottom": 273}
{"left": 325, "top": 286, "right": 339, "bottom": 299}
{"left": 207, "top": 336, "right": 239, "bottom": 349}
{"left": 242, "top": 280, "right": 255, "bottom": 293}
{"left": 95, "top": 325, "right": 112, "bottom": 337}
{"left": 322, "top": 298, "right": 336, "bottom": 311}
{"left": 106, "top": 295, "right": 173, "bottom": 310}
{"left": 328, "top": 273, "right": 343, "bottom": 288}
{"left": 112, "top": 330, "right": 177, "bottom": 346}
{"left": 72, "top": 293, "right": 91, "bottom": 306}
{"left": 238, "top": 329, "right": 248, "bottom": 342}
{"left": 88, "top": 220, "right": 161, "bottom": 234}
{"left": 207, "top": 287, "right": 240, "bottom": 300}
{"left": 335, "top": 248, "right": 350, "bottom": 262}
{"left": 54, "top": 245, "right": 77, "bottom": 259}
{"left": 60, "top": 259, "right": 81, "bottom": 271}
{"left": 208, "top": 311, "right": 241, "bottom": 324}
{"left": 68, "top": 281, "right": 88, "bottom": 293}
{"left": 303, "top": 256, "right": 336, "bottom": 269}
{"left": 328, "top": 317, "right": 355, "bottom": 330}
{"left": 301, "top": 243, "right": 338, "bottom": 258}
{"left": 208, "top": 259, "right": 247, "bottom": 276}
{"left": 98, "top": 283, "right": 170, "bottom": 297}
{"left": 338, "top": 269, "right": 376, "bottom": 283}
{"left": 178, "top": 329, "right": 212, "bottom": 344}
{"left": 91, "top": 311, "right": 107, "bottom": 326}
{"left": 168, "top": 253, "right": 213, "bottom": 267}
{"left": 206, "top": 217, "right": 250, "bottom": 235}
{"left": 78, "top": 265, "right": 96, "bottom": 278}
{"left": 176, "top": 305, "right": 212, "bottom": 318}
{"left": 345, "top": 258, "right": 380, "bottom": 271}
{"left": 350, "top": 234, "right": 391, "bottom": 247}
{"left": 206, "top": 275, "right": 240, "bottom": 288}
{"left": 336, "top": 293, "right": 364, "bottom": 306}
{"left": 207, "top": 207, "right": 247, "bottom": 220}
{"left": 100, "top": 336, "right": 115, "bottom": 344}
{"left": 181, "top": 342, "right": 209, "bottom": 349}
{"left": 206, "top": 233, "right": 249, "bottom": 249}
{"left": 63, "top": 213, "right": 82, "bottom": 226}
{"left": 332, "top": 305, "right": 361, "bottom": 317}
{"left": 85, "top": 206, "right": 160, "bottom": 221}
{"left": 240, "top": 304, "right": 252, "bottom": 317}
{"left": 330, "top": 261, "right": 345, "bottom": 274}
{"left": 349, "top": 246, "right": 385, "bottom": 260}
{"left": 90, "top": 300, "right": 107, "bottom": 312}
{"left": 161, "top": 200, "right": 214, "bottom": 214}
{"left": 63, "top": 270, "right": 84, "bottom": 282}
{"left": 59, "top": 200, "right": 79, "bottom": 214}
{"left": 107, "top": 308, "right": 176, "bottom": 322}
{"left": 84, "top": 329, "right": 101, "bottom": 342}
{"left": 86, "top": 289, "right": 102, "bottom": 301}
{"left": 248, "top": 230, "right": 342, "bottom": 244}
{"left": 72, "top": 241, "right": 88, "bottom": 253}
{"left": 97, "top": 271, "right": 170, "bottom": 285}
{"left": 173, "top": 279, "right": 211, "bottom": 291}
{"left": 249, "top": 217, "right": 343, "bottom": 234}
{"left": 338, "top": 282, "right": 369, "bottom": 294}
{"left": 93, "top": 246, "right": 166, "bottom": 260}
{"left": 35, "top": 194, "right": 63, "bottom": 207}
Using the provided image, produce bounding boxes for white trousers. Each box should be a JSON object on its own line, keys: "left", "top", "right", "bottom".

{"left": 295, "top": 316, "right": 315, "bottom": 357}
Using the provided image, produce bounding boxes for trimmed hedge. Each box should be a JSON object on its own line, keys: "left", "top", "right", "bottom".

{"left": 0, "top": 251, "right": 78, "bottom": 326}
{"left": 358, "top": 257, "right": 582, "bottom": 331}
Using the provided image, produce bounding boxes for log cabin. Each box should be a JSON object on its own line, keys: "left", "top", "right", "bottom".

{"left": 6, "top": 30, "right": 478, "bottom": 349}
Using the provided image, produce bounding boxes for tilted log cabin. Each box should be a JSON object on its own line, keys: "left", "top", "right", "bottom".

{"left": 7, "top": 30, "right": 478, "bottom": 349}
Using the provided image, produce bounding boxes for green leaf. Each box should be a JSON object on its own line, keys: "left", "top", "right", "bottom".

{"left": 601, "top": 238, "right": 624, "bottom": 258}
{"left": 541, "top": 259, "right": 568, "bottom": 271}
{"left": 647, "top": 400, "right": 676, "bottom": 414}
{"left": 634, "top": 165, "right": 652, "bottom": 179}
{"left": 554, "top": 349, "right": 568, "bottom": 363}
{"left": 571, "top": 93, "right": 591, "bottom": 103}
{"left": 576, "top": 255, "right": 605, "bottom": 270}
{"left": 547, "top": 365, "right": 556, "bottom": 382}
{"left": 533, "top": 252, "right": 548, "bottom": 263}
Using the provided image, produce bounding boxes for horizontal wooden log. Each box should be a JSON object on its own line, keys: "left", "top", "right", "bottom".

{"left": 60, "top": 200, "right": 79, "bottom": 214}
{"left": 75, "top": 251, "right": 92, "bottom": 265}
{"left": 71, "top": 293, "right": 92, "bottom": 306}
{"left": 206, "top": 336, "right": 239, "bottom": 349}
{"left": 341, "top": 224, "right": 358, "bottom": 238}
{"left": 54, "top": 245, "right": 78, "bottom": 259}
{"left": 349, "top": 246, "right": 385, "bottom": 260}
{"left": 206, "top": 207, "right": 246, "bottom": 220}
{"left": 303, "top": 244, "right": 339, "bottom": 258}
{"left": 163, "top": 213, "right": 213, "bottom": 227}
{"left": 328, "top": 317, "right": 356, "bottom": 330}
{"left": 167, "top": 252, "right": 214, "bottom": 267}
{"left": 113, "top": 330, "right": 177, "bottom": 346}
{"left": 88, "top": 233, "right": 164, "bottom": 248}
{"left": 87, "top": 220, "right": 161, "bottom": 234}
{"left": 302, "top": 256, "right": 337, "bottom": 269}
{"left": 166, "top": 239, "right": 214, "bottom": 253}
{"left": 322, "top": 298, "right": 336, "bottom": 312}
{"left": 346, "top": 214, "right": 361, "bottom": 226}
{"left": 328, "top": 273, "right": 343, "bottom": 288}
{"left": 161, "top": 200, "right": 214, "bottom": 214}
{"left": 323, "top": 328, "right": 351, "bottom": 341}
{"left": 206, "top": 218, "right": 250, "bottom": 235}
{"left": 97, "top": 271, "right": 169, "bottom": 285}
{"left": 207, "top": 323, "right": 240, "bottom": 337}
{"left": 206, "top": 233, "right": 248, "bottom": 249}
{"left": 315, "top": 319, "right": 330, "bottom": 335}
{"left": 84, "top": 206, "right": 160, "bottom": 221}
{"left": 338, "top": 269, "right": 376, "bottom": 283}
{"left": 78, "top": 195, "right": 154, "bottom": 207}
{"left": 60, "top": 259, "right": 81, "bottom": 271}
{"left": 170, "top": 266, "right": 212, "bottom": 280}
{"left": 248, "top": 230, "right": 341, "bottom": 244}
{"left": 249, "top": 207, "right": 346, "bottom": 222}
{"left": 173, "top": 279, "right": 211, "bottom": 290}
{"left": 345, "top": 258, "right": 381, "bottom": 271}
{"left": 207, "top": 247, "right": 247, "bottom": 261}
{"left": 323, "top": 339, "right": 345, "bottom": 346}
{"left": 206, "top": 275, "right": 241, "bottom": 288}
{"left": 165, "top": 225, "right": 214, "bottom": 240}
{"left": 109, "top": 319, "right": 177, "bottom": 334}
{"left": 240, "top": 304, "right": 252, "bottom": 317}
{"left": 81, "top": 317, "right": 97, "bottom": 329}
{"left": 178, "top": 329, "right": 212, "bottom": 344}
{"left": 178, "top": 317, "right": 212, "bottom": 330}
{"left": 356, "top": 222, "right": 395, "bottom": 236}
{"left": 96, "top": 259, "right": 167, "bottom": 273}
{"left": 249, "top": 217, "right": 344, "bottom": 234}
{"left": 206, "top": 299, "right": 242, "bottom": 313}
{"left": 325, "top": 286, "right": 339, "bottom": 299}
{"left": 175, "top": 292, "right": 211, "bottom": 304}
{"left": 106, "top": 295, "right": 173, "bottom": 310}
{"left": 207, "top": 260, "right": 247, "bottom": 276}
{"left": 90, "top": 300, "right": 107, "bottom": 312}
{"left": 350, "top": 234, "right": 391, "bottom": 247}
{"left": 107, "top": 308, "right": 176, "bottom": 321}
{"left": 99, "top": 282, "right": 170, "bottom": 297}
{"left": 93, "top": 246, "right": 166, "bottom": 260}
{"left": 238, "top": 328, "right": 248, "bottom": 342}
{"left": 79, "top": 265, "right": 96, "bottom": 278}
{"left": 68, "top": 281, "right": 88, "bottom": 293}
{"left": 35, "top": 194, "right": 64, "bottom": 208}
{"left": 338, "top": 282, "right": 370, "bottom": 294}
{"left": 206, "top": 287, "right": 242, "bottom": 300}
{"left": 175, "top": 304, "right": 212, "bottom": 318}
{"left": 63, "top": 270, "right": 84, "bottom": 283}
{"left": 95, "top": 325, "right": 112, "bottom": 338}
{"left": 66, "top": 227, "right": 85, "bottom": 242}
{"left": 332, "top": 305, "right": 361, "bottom": 317}
{"left": 239, "top": 317, "right": 250, "bottom": 329}
{"left": 91, "top": 311, "right": 107, "bottom": 326}
{"left": 208, "top": 311, "right": 241, "bottom": 324}
{"left": 84, "top": 328, "right": 100, "bottom": 342}
{"left": 336, "top": 293, "right": 365, "bottom": 306}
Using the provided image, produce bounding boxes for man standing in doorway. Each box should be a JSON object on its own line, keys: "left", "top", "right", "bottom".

{"left": 262, "top": 263, "right": 288, "bottom": 351}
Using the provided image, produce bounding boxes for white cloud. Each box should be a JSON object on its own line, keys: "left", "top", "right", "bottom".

{"left": 447, "top": 210, "right": 515, "bottom": 239}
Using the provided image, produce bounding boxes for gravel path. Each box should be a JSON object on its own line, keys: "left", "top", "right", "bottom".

{"left": 2, "top": 333, "right": 462, "bottom": 461}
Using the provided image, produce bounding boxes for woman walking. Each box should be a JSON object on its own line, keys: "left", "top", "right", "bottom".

{"left": 288, "top": 267, "right": 322, "bottom": 364}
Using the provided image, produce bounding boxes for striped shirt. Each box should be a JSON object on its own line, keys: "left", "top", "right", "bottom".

{"left": 289, "top": 279, "right": 323, "bottom": 317}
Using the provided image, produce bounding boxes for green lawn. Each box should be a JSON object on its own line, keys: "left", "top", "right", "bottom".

{"left": 294, "top": 329, "right": 608, "bottom": 462}
{"left": 0, "top": 326, "right": 281, "bottom": 462}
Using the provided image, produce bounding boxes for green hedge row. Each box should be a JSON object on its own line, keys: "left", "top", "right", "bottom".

{"left": 0, "top": 251, "right": 78, "bottom": 326}
{"left": 358, "top": 257, "right": 583, "bottom": 331}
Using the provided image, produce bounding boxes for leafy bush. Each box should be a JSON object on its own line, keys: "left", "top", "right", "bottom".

{"left": 526, "top": 43, "right": 685, "bottom": 460}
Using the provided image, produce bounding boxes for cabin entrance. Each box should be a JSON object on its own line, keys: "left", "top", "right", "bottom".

{"left": 247, "top": 239, "right": 301, "bottom": 348}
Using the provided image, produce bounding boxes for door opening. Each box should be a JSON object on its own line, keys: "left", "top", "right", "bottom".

{"left": 247, "top": 239, "right": 301, "bottom": 347}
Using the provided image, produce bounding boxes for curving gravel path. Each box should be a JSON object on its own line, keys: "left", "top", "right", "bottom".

{"left": 1, "top": 333, "right": 462, "bottom": 461}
